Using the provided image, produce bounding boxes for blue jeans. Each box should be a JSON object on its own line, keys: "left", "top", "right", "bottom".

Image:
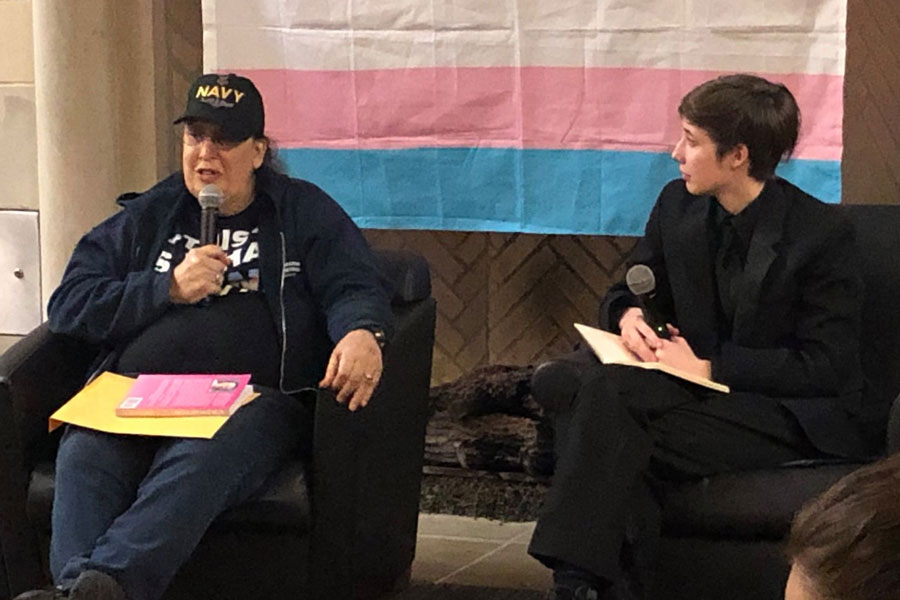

{"left": 50, "top": 389, "right": 311, "bottom": 600}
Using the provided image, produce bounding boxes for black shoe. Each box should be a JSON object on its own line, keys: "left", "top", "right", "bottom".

{"left": 69, "top": 571, "right": 127, "bottom": 600}
{"left": 13, "top": 587, "right": 68, "bottom": 600}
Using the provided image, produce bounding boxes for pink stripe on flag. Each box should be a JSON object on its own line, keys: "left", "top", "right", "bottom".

{"left": 244, "top": 66, "right": 842, "bottom": 161}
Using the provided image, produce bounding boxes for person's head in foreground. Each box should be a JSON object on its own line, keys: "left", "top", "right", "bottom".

{"left": 673, "top": 73, "right": 800, "bottom": 200}
{"left": 785, "top": 452, "right": 900, "bottom": 600}
{"left": 174, "top": 72, "right": 270, "bottom": 216}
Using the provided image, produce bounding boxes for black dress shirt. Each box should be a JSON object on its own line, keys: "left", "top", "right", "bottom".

{"left": 711, "top": 183, "right": 768, "bottom": 335}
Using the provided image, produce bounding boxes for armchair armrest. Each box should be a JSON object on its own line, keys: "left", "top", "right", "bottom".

{"left": 309, "top": 294, "right": 436, "bottom": 598}
{"left": 0, "top": 323, "right": 99, "bottom": 471}
{"left": 0, "top": 324, "right": 98, "bottom": 597}
{"left": 373, "top": 249, "right": 431, "bottom": 305}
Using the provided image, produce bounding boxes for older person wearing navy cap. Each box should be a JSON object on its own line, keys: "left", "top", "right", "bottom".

{"left": 15, "top": 73, "right": 392, "bottom": 600}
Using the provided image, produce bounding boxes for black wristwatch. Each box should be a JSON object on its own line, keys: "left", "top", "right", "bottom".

{"left": 364, "top": 327, "right": 388, "bottom": 350}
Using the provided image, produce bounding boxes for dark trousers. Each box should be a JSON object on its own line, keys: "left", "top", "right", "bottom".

{"left": 50, "top": 389, "right": 311, "bottom": 600}
{"left": 527, "top": 363, "right": 821, "bottom": 594}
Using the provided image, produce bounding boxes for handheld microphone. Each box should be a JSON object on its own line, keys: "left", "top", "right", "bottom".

{"left": 197, "top": 184, "right": 223, "bottom": 307}
{"left": 625, "top": 264, "right": 671, "bottom": 340}
{"left": 198, "top": 184, "right": 223, "bottom": 246}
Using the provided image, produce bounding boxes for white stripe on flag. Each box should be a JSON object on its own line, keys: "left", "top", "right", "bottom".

{"left": 205, "top": 0, "right": 846, "bottom": 75}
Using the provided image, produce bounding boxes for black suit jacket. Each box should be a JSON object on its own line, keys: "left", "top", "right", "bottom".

{"left": 601, "top": 178, "right": 867, "bottom": 458}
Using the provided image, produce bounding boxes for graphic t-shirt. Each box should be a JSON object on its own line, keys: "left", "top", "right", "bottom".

{"left": 153, "top": 201, "right": 263, "bottom": 295}
{"left": 116, "top": 200, "right": 282, "bottom": 387}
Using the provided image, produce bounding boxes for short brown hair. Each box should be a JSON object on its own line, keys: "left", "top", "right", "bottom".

{"left": 787, "top": 453, "right": 900, "bottom": 600}
{"left": 678, "top": 74, "right": 800, "bottom": 181}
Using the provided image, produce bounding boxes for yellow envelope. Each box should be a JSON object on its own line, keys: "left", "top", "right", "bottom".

{"left": 49, "top": 372, "right": 256, "bottom": 439}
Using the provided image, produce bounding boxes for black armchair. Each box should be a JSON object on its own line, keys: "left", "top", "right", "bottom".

{"left": 0, "top": 249, "right": 436, "bottom": 600}
{"left": 531, "top": 204, "right": 900, "bottom": 599}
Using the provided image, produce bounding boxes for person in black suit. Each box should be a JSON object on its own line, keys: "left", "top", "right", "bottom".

{"left": 528, "top": 74, "right": 866, "bottom": 600}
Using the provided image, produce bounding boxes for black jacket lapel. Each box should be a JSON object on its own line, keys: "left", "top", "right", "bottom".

{"left": 670, "top": 196, "right": 719, "bottom": 357}
{"left": 732, "top": 181, "right": 788, "bottom": 337}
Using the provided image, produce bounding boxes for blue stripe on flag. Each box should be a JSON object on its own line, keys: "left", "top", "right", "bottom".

{"left": 281, "top": 148, "right": 840, "bottom": 236}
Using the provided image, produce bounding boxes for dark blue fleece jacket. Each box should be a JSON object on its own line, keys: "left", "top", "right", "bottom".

{"left": 47, "top": 167, "right": 394, "bottom": 393}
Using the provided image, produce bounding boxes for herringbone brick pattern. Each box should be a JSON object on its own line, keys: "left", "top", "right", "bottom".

{"left": 365, "top": 230, "right": 635, "bottom": 385}
{"left": 843, "top": 0, "right": 900, "bottom": 205}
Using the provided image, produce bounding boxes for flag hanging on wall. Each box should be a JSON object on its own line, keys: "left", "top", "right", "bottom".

{"left": 202, "top": 1, "right": 846, "bottom": 235}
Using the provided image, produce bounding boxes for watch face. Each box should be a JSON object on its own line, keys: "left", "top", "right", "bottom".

{"left": 370, "top": 328, "right": 386, "bottom": 348}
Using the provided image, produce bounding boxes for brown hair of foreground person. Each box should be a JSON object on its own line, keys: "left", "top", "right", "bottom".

{"left": 785, "top": 452, "right": 900, "bottom": 600}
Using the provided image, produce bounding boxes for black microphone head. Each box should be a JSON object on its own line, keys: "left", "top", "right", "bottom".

{"left": 198, "top": 184, "right": 223, "bottom": 210}
{"left": 626, "top": 264, "right": 656, "bottom": 296}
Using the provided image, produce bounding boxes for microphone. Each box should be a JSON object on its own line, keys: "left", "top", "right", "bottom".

{"left": 197, "top": 184, "right": 223, "bottom": 307}
{"left": 625, "top": 264, "right": 671, "bottom": 340}
{"left": 198, "top": 184, "right": 223, "bottom": 246}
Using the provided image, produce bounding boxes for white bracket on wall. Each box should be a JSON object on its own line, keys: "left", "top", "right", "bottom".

{"left": 0, "top": 210, "right": 41, "bottom": 335}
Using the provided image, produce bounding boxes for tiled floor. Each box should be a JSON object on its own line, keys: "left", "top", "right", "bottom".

{"left": 411, "top": 514, "right": 552, "bottom": 591}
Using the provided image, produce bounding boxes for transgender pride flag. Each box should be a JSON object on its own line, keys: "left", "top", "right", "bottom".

{"left": 202, "top": 1, "right": 846, "bottom": 235}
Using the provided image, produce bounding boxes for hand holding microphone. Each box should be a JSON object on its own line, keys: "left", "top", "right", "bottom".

{"left": 625, "top": 265, "right": 672, "bottom": 339}
{"left": 619, "top": 265, "right": 709, "bottom": 376}
{"left": 618, "top": 265, "right": 673, "bottom": 361}
{"left": 169, "top": 185, "right": 230, "bottom": 304}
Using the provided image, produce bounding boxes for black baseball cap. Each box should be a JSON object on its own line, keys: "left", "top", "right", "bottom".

{"left": 173, "top": 73, "right": 265, "bottom": 142}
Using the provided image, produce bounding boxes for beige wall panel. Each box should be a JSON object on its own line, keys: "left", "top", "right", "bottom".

{"left": 33, "top": 1, "right": 120, "bottom": 302}
{"left": 0, "top": 0, "right": 34, "bottom": 83}
{"left": 0, "top": 0, "right": 34, "bottom": 348}
{"left": 0, "top": 334, "right": 20, "bottom": 354}
{"left": 111, "top": 0, "right": 160, "bottom": 194}
{"left": 0, "top": 85, "right": 37, "bottom": 209}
